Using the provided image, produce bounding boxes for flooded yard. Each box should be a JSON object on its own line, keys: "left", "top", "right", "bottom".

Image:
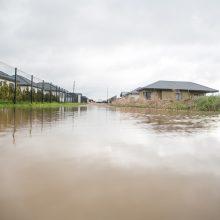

{"left": 0, "top": 106, "right": 220, "bottom": 220}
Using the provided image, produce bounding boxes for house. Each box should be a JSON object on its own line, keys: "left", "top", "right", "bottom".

{"left": 81, "top": 96, "right": 88, "bottom": 103}
{"left": 37, "top": 82, "right": 57, "bottom": 95}
{"left": 66, "top": 92, "right": 82, "bottom": 103}
{"left": 37, "top": 82, "right": 66, "bottom": 102}
{"left": 0, "top": 71, "right": 15, "bottom": 87}
{"left": 138, "top": 80, "right": 219, "bottom": 101}
{"left": 75, "top": 93, "right": 82, "bottom": 103}
{"left": 59, "top": 88, "right": 66, "bottom": 102}
{"left": 14, "top": 75, "right": 38, "bottom": 92}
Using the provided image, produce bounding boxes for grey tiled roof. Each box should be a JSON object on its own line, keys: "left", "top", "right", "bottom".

{"left": 13, "top": 75, "right": 38, "bottom": 88}
{"left": 37, "top": 82, "right": 65, "bottom": 92}
{"left": 0, "top": 71, "right": 15, "bottom": 82}
{"left": 140, "top": 80, "right": 219, "bottom": 93}
{"left": 1, "top": 70, "right": 69, "bottom": 94}
{"left": 37, "top": 82, "right": 57, "bottom": 91}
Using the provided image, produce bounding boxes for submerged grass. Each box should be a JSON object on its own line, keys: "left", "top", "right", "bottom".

{"left": 0, "top": 102, "right": 81, "bottom": 109}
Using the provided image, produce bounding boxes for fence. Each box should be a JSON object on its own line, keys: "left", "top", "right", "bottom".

{"left": 0, "top": 60, "right": 84, "bottom": 104}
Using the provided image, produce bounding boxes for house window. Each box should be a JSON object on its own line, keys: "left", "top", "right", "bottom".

{"left": 176, "top": 92, "right": 182, "bottom": 101}
{"left": 144, "top": 91, "right": 151, "bottom": 100}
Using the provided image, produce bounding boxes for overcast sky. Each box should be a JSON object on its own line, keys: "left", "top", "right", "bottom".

{"left": 0, "top": 0, "right": 220, "bottom": 100}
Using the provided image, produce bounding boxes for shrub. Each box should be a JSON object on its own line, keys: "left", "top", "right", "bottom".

{"left": 194, "top": 96, "right": 220, "bottom": 111}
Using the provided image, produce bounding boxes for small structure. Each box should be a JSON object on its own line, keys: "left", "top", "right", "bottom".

{"left": 37, "top": 82, "right": 66, "bottom": 102}
{"left": 66, "top": 92, "right": 82, "bottom": 103}
{"left": 37, "top": 82, "right": 56, "bottom": 95}
{"left": 75, "top": 93, "right": 82, "bottom": 103}
{"left": 138, "top": 80, "right": 219, "bottom": 101}
{"left": 0, "top": 71, "right": 15, "bottom": 87}
{"left": 120, "top": 88, "right": 142, "bottom": 100}
{"left": 120, "top": 92, "right": 129, "bottom": 97}
{"left": 127, "top": 88, "right": 142, "bottom": 100}
{"left": 81, "top": 96, "right": 88, "bottom": 103}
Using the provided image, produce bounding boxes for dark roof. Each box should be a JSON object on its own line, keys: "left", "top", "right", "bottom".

{"left": 37, "top": 82, "right": 58, "bottom": 91}
{"left": 37, "top": 82, "right": 66, "bottom": 92}
{"left": 139, "top": 80, "right": 219, "bottom": 93}
{"left": 66, "top": 92, "right": 83, "bottom": 96}
{"left": 81, "top": 95, "right": 88, "bottom": 100}
{"left": 13, "top": 75, "right": 38, "bottom": 88}
{"left": 0, "top": 71, "right": 15, "bottom": 82}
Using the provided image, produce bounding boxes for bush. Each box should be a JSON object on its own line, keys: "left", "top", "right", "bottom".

{"left": 194, "top": 96, "right": 220, "bottom": 111}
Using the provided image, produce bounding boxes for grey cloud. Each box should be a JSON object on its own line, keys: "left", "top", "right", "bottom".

{"left": 0, "top": 0, "right": 220, "bottom": 99}
{"left": 13, "top": 0, "right": 220, "bottom": 47}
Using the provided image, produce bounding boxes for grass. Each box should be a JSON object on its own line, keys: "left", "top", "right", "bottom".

{"left": 112, "top": 96, "right": 220, "bottom": 112}
{"left": 0, "top": 102, "right": 82, "bottom": 109}
{"left": 191, "top": 96, "right": 220, "bottom": 111}
{"left": 171, "top": 96, "right": 220, "bottom": 112}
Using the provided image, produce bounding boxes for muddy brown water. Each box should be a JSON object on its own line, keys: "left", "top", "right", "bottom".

{"left": 0, "top": 106, "right": 220, "bottom": 220}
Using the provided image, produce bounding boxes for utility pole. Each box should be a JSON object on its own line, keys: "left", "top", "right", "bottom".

{"left": 30, "top": 75, "right": 33, "bottom": 104}
{"left": 73, "top": 81, "right": 75, "bottom": 93}
{"left": 72, "top": 81, "right": 75, "bottom": 103}
{"left": 107, "top": 87, "right": 109, "bottom": 104}
{"left": 42, "top": 80, "right": 44, "bottom": 103}
{"left": 14, "top": 67, "right": 17, "bottom": 104}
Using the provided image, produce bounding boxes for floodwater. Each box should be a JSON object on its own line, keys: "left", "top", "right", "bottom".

{"left": 0, "top": 106, "right": 220, "bottom": 220}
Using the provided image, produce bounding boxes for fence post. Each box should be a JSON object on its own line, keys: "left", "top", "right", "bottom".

{"left": 42, "top": 80, "right": 44, "bottom": 103}
{"left": 58, "top": 87, "right": 60, "bottom": 102}
{"left": 56, "top": 86, "right": 58, "bottom": 102}
{"left": 30, "top": 75, "right": 33, "bottom": 104}
{"left": 50, "top": 83, "right": 52, "bottom": 103}
{"left": 13, "top": 67, "right": 17, "bottom": 104}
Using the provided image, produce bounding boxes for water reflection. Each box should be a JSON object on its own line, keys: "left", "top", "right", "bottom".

{"left": 1, "top": 106, "right": 219, "bottom": 135}
{"left": 116, "top": 107, "right": 220, "bottom": 133}
{"left": 0, "top": 106, "right": 87, "bottom": 145}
